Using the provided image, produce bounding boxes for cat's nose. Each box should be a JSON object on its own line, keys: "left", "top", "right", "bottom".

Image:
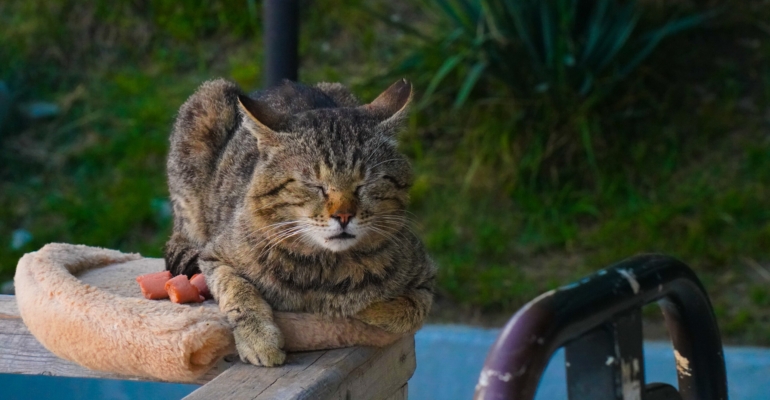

{"left": 331, "top": 212, "right": 354, "bottom": 229}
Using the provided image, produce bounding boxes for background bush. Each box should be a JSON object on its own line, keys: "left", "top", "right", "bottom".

{"left": 390, "top": 0, "right": 717, "bottom": 192}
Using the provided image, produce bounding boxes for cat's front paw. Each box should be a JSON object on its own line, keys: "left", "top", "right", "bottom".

{"left": 233, "top": 321, "right": 286, "bottom": 367}
{"left": 355, "top": 297, "right": 421, "bottom": 334}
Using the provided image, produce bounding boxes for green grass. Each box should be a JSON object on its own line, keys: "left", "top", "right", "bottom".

{"left": 1, "top": 0, "right": 769, "bottom": 345}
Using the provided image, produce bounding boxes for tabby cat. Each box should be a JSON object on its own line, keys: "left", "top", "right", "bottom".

{"left": 164, "top": 78, "right": 436, "bottom": 366}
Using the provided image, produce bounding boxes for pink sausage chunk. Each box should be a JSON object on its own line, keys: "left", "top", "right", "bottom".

{"left": 136, "top": 271, "right": 172, "bottom": 300}
{"left": 165, "top": 275, "right": 204, "bottom": 304}
{"left": 190, "top": 274, "right": 212, "bottom": 300}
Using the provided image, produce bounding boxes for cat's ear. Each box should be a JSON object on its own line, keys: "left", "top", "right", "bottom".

{"left": 365, "top": 79, "right": 413, "bottom": 127}
{"left": 237, "top": 93, "right": 281, "bottom": 146}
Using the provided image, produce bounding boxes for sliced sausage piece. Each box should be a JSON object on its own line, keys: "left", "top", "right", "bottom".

{"left": 136, "top": 271, "right": 172, "bottom": 300}
{"left": 165, "top": 275, "right": 204, "bottom": 304}
{"left": 190, "top": 274, "right": 212, "bottom": 299}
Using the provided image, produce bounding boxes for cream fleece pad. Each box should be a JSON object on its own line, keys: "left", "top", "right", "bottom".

{"left": 14, "top": 243, "right": 233, "bottom": 382}
{"left": 14, "top": 243, "right": 401, "bottom": 383}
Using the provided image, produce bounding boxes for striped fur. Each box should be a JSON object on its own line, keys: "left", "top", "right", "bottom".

{"left": 165, "top": 79, "right": 436, "bottom": 366}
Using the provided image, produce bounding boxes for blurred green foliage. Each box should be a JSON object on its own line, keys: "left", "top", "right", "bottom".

{"left": 1, "top": 0, "right": 769, "bottom": 344}
{"left": 396, "top": 0, "right": 713, "bottom": 107}
{"left": 389, "top": 0, "right": 719, "bottom": 193}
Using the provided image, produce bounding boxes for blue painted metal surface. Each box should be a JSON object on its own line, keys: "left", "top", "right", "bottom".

{"left": 0, "top": 374, "right": 198, "bottom": 400}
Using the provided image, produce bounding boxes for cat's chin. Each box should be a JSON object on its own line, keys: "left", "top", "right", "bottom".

{"left": 320, "top": 236, "right": 358, "bottom": 252}
{"left": 302, "top": 229, "right": 361, "bottom": 252}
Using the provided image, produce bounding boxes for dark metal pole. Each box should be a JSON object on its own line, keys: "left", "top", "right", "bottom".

{"left": 264, "top": 0, "right": 299, "bottom": 87}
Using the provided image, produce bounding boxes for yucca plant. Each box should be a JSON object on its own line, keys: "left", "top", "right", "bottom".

{"left": 397, "top": 0, "right": 715, "bottom": 108}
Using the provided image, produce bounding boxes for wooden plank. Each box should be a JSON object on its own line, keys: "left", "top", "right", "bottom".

{"left": 0, "top": 294, "right": 19, "bottom": 318}
{"left": 184, "top": 350, "right": 334, "bottom": 399}
{"left": 185, "top": 336, "right": 415, "bottom": 400}
{"left": 384, "top": 384, "right": 408, "bottom": 400}
{"left": 0, "top": 316, "right": 137, "bottom": 380}
{"left": 3, "top": 294, "right": 416, "bottom": 400}
{"left": 0, "top": 295, "right": 230, "bottom": 384}
{"left": 316, "top": 336, "right": 415, "bottom": 400}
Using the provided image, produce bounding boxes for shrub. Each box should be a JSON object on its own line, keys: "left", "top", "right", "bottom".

{"left": 399, "top": 0, "right": 713, "bottom": 108}
{"left": 386, "top": 0, "right": 715, "bottom": 191}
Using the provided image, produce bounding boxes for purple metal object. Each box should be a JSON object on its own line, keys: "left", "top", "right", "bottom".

{"left": 474, "top": 254, "right": 728, "bottom": 400}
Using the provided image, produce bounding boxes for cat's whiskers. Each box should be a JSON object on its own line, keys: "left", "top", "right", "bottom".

{"left": 259, "top": 224, "right": 308, "bottom": 245}
{"left": 244, "top": 226, "right": 295, "bottom": 247}
{"left": 257, "top": 222, "right": 312, "bottom": 247}
{"left": 246, "top": 219, "right": 306, "bottom": 238}
{"left": 241, "top": 208, "right": 327, "bottom": 244}
{"left": 370, "top": 217, "right": 420, "bottom": 243}
{"left": 400, "top": 209, "right": 420, "bottom": 220}
{"left": 364, "top": 224, "right": 395, "bottom": 241}
{"left": 258, "top": 220, "right": 301, "bottom": 229}
{"left": 375, "top": 218, "right": 413, "bottom": 231}
{"left": 373, "top": 220, "right": 417, "bottom": 238}
{"left": 295, "top": 232, "right": 321, "bottom": 251}
{"left": 258, "top": 225, "right": 315, "bottom": 260}
{"left": 366, "top": 224, "right": 409, "bottom": 250}
{"left": 245, "top": 223, "right": 306, "bottom": 254}
{"left": 371, "top": 214, "right": 419, "bottom": 234}
{"left": 366, "top": 218, "right": 412, "bottom": 247}
{"left": 254, "top": 228, "right": 305, "bottom": 260}
{"left": 241, "top": 221, "right": 301, "bottom": 243}
{"left": 376, "top": 209, "right": 417, "bottom": 220}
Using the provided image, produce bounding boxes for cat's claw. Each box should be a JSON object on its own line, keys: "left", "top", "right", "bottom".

{"left": 233, "top": 322, "right": 286, "bottom": 367}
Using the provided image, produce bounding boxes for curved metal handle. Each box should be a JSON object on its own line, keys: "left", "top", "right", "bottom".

{"left": 473, "top": 254, "right": 728, "bottom": 400}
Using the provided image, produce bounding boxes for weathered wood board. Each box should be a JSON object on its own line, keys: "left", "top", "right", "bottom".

{"left": 384, "top": 384, "right": 408, "bottom": 400}
{"left": 185, "top": 335, "right": 415, "bottom": 400}
{"left": 0, "top": 295, "right": 416, "bottom": 399}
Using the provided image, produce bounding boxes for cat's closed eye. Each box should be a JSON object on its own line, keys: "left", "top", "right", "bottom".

{"left": 308, "top": 185, "right": 327, "bottom": 198}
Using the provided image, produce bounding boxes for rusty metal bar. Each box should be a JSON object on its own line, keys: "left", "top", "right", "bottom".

{"left": 473, "top": 254, "right": 727, "bottom": 400}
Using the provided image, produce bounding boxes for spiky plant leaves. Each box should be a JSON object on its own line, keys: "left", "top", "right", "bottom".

{"left": 399, "top": 0, "right": 715, "bottom": 104}
{"left": 454, "top": 61, "right": 487, "bottom": 108}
